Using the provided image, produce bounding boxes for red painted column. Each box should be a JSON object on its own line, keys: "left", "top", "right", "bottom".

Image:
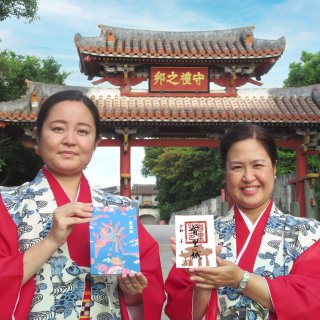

{"left": 120, "top": 142, "right": 131, "bottom": 198}
{"left": 295, "top": 145, "right": 307, "bottom": 217}
{"left": 277, "top": 139, "right": 309, "bottom": 218}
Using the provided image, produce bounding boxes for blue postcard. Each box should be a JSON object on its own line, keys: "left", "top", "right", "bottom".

{"left": 90, "top": 206, "right": 140, "bottom": 275}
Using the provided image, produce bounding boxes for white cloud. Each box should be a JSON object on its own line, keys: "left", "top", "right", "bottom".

{"left": 38, "top": 0, "right": 96, "bottom": 21}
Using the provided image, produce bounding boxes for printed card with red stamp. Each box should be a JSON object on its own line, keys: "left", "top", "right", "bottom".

{"left": 175, "top": 215, "right": 216, "bottom": 268}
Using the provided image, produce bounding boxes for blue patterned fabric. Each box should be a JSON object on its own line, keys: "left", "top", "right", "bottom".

{"left": 1, "top": 170, "right": 130, "bottom": 319}
{"left": 214, "top": 205, "right": 320, "bottom": 319}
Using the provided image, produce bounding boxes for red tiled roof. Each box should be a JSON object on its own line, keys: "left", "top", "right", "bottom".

{"left": 1, "top": 82, "right": 319, "bottom": 150}
{"left": 74, "top": 25, "right": 285, "bottom": 82}
{"left": 1, "top": 87, "right": 319, "bottom": 125}
{"left": 75, "top": 25, "right": 285, "bottom": 60}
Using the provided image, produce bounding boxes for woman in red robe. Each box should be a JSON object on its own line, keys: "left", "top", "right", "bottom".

{"left": 165, "top": 123, "right": 320, "bottom": 320}
{"left": 0, "top": 89, "right": 165, "bottom": 319}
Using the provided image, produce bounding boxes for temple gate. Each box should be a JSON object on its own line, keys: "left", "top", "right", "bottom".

{"left": 0, "top": 25, "right": 319, "bottom": 218}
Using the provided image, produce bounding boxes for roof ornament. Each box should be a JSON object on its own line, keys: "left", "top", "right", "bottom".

{"left": 123, "top": 64, "right": 129, "bottom": 85}
{"left": 107, "top": 29, "right": 116, "bottom": 48}
{"left": 241, "top": 29, "right": 254, "bottom": 51}
{"left": 230, "top": 66, "right": 237, "bottom": 87}
{"left": 31, "top": 91, "right": 39, "bottom": 111}
{"left": 296, "top": 128, "right": 319, "bottom": 153}
{"left": 115, "top": 127, "right": 138, "bottom": 152}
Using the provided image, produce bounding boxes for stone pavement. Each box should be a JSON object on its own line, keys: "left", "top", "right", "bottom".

{"left": 145, "top": 225, "right": 175, "bottom": 320}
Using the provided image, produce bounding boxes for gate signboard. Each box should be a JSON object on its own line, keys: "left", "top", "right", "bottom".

{"left": 150, "top": 67, "right": 209, "bottom": 93}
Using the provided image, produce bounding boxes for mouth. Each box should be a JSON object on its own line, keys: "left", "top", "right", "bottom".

{"left": 242, "top": 186, "right": 260, "bottom": 193}
{"left": 59, "top": 151, "right": 77, "bottom": 157}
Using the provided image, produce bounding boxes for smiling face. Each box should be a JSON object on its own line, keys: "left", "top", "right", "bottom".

{"left": 36, "top": 100, "right": 98, "bottom": 179}
{"left": 225, "top": 138, "right": 277, "bottom": 219}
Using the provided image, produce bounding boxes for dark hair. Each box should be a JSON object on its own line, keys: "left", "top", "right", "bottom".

{"left": 36, "top": 90, "right": 100, "bottom": 140}
{"left": 220, "top": 123, "right": 278, "bottom": 170}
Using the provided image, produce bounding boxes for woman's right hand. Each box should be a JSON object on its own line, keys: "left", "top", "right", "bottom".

{"left": 47, "top": 202, "right": 93, "bottom": 247}
{"left": 22, "top": 202, "right": 92, "bottom": 285}
{"left": 170, "top": 236, "right": 176, "bottom": 255}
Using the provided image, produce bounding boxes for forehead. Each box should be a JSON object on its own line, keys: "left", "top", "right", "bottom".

{"left": 227, "top": 139, "right": 269, "bottom": 160}
{"left": 45, "top": 100, "right": 94, "bottom": 123}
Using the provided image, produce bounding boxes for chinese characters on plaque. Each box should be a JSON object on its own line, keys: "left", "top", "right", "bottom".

{"left": 175, "top": 215, "right": 216, "bottom": 268}
{"left": 90, "top": 206, "right": 140, "bottom": 275}
{"left": 150, "top": 67, "right": 209, "bottom": 93}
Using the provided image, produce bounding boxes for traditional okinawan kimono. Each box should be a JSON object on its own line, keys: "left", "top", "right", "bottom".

{"left": 165, "top": 201, "right": 320, "bottom": 320}
{"left": 0, "top": 167, "right": 165, "bottom": 320}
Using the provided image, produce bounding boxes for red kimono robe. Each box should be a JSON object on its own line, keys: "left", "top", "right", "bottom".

{"left": 0, "top": 168, "right": 165, "bottom": 319}
{"left": 165, "top": 203, "right": 320, "bottom": 320}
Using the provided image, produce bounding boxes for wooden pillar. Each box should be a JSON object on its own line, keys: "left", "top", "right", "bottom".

{"left": 295, "top": 145, "right": 307, "bottom": 217}
{"left": 277, "top": 138, "right": 309, "bottom": 218}
{"left": 120, "top": 142, "right": 131, "bottom": 198}
{"left": 305, "top": 173, "right": 320, "bottom": 220}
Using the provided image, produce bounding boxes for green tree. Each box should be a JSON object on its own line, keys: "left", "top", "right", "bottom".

{"left": 0, "top": 0, "right": 39, "bottom": 22}
{"left": 0, "top": 50, "right": 69, "bottom": 185}
{"left": 0, "top": 50, "right": 70, "bottom": 101}
{"left": 277, "top": 149, "right": 296, "bottom": 175}
{"left": 284, "top": 51, "right": 320, "bottom": 87}
{"left": 142, "top": 147, "right": 223, "bottom": 221}
{"left": 277, "top": 148, "right": 319, "bottom": 176}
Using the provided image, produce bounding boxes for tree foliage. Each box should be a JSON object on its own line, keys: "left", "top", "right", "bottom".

{"left": 0, "top": 50, "right": 69, "bottom": 185}
{"left": 0, "top": 50, "right": 70, "bottom": 102}
{"left": 277, "top": 149, "right": 296, "bottom": 175}
{"left": 0, "top": 128, "right": 43, "bottom": 186}
{"left": 0, "top": 0, "right": 39, "bottom": 22}
{"left": 142, "top": 147, "right": 224, "bottom": 221}
{"left": 283, "top": 51, "right": 320, "bottom": 87}
{"left": 277, "top": 149, "right": 319, "bottom": 175}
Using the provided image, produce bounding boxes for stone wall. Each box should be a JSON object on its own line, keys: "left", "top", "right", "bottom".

{"left": 169, "top": 197, "right": 221, "bottom": 224}
{"left": 272, "top": 173, "right": 296, "bottom": 213}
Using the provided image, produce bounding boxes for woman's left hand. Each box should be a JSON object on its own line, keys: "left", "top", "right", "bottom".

{"left": 189, "top": 258, "right": 243, "bottom": 289}
{"left": 118, "top": 272, "right": 148, "bottom": 296}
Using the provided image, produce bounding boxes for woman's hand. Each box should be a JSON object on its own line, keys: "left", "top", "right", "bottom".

{"left": 23, "top": 202, "right": 92, "bottom": 285}
{"left": 47, "top": 202, "right": 93, "bottom": 247}
{"left": 118, "top": 272, "right": 148, "bottom": 305}
{"left": 170, "top": 236, "right": 176, "bottom": 255}
{"left": 189, "top": 258, "right": 243, "bottom": 289}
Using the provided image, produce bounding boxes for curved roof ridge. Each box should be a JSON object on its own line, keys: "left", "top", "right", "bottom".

{"left": 238, "top": 84, "right": 320, "bottom": 98}
{"left": 98, "top": 24, "right": 255, "bottom": 41}
{"left": 267, "top": 84, "right": 320, "bottom": 97}
{"left": 0, "top": 96, "right": 30, "bottom": 113}
{"left": 253, "top": 36, "right": 286, "bottom": 51}
{"left": 26, "top": 80, "right": 121, "bottom": 100}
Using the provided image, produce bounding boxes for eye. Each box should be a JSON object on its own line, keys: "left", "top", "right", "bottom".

{"left": 52, "top": 126, "right": 64, "bottom": 132}
{"left": 230, "top": 165, "right": 243, "bottom": 171}
{"left": 78, "top": 128, "right": 89, "bottom": 135}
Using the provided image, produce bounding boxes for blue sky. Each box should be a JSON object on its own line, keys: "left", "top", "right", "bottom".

{"left": 1, "top": 0, "right": 320, "bottom": 186}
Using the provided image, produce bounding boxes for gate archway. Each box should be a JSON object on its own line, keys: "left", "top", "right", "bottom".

{"left": 0, "top": 24, "right": 319, "bottom": 218}
{"left": 0, "top": 80, "right": 319, "bottom": 218}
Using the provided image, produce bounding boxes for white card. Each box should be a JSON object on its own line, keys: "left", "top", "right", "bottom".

{"left": 175, "top": 215, "right": 216, "bottom": 268}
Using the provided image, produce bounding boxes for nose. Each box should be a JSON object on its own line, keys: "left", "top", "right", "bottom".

{"left": 242, "top": 171, "right": 254, "bottom": 182}
{"left": 62, "top": 130, "right": 76, "bottom": 144}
